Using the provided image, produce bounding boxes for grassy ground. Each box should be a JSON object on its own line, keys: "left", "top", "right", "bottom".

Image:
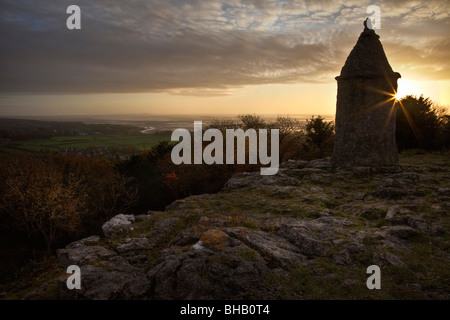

{"left": 0, "top": 258, "right": 62, "bottom": 300}
{"left": 0, "top": 132, "right": 172, "bottom": 154}
{"left": 0, "top": 152, "right": 448, "bottom": 300}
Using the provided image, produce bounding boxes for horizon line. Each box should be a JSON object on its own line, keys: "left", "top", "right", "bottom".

{"left": 0, "top": 113, "right": 337, "bottom": 119}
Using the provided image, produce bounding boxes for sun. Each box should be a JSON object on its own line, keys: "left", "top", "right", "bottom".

{"left": 394, "top": 79, "right": 421, "bottom": 101}
{"left": 394, "top": 79, "right": 409, "bottom": 100}
{"left": 395, "top": 91, "right": 405, "bottom": 101}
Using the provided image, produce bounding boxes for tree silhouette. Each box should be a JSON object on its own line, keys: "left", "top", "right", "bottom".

{"left": 396, "top": 95, "right": 447, "bottom": 150}
{"left": 303, "top": 115, "right": 335, "bottom": 158}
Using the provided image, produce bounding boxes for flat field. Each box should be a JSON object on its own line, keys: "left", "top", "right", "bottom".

{"left": 0, "top": 132, "right": 172, "bottom": 154}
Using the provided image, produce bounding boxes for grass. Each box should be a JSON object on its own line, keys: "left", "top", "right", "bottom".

{"left": 362, "top": 235, "right": 378, "bottom": 247}
{"left": 226, "top": 211, "right": 259, "bottom": 229}
{"left": 265, "top": 259, "right": 380, "bottom": 299}
{"left": 361, "top": 208, "right": 387, "bottom": 220}
{"left": 265, "top": 244, "right": 445, "bottom": 300}
{"left": 375, "top": 219, "right": 388, "bottom": 228}
{"left": 395, "top": 234, "right": 450, "bottom": 298}
{"left": 174, "top": 187, "right": 330, "bottom": 220}
{"left": 0, "top": 257, "right": 62, "bottom": 300}
{"left": 208, "top": 254, "right": 230, "bottom": 264}
{"left": 1, "top": 132, "right": 171, "bottom": 153}
{"left": 236, "top": 248, "right": 259, "bottom": 261}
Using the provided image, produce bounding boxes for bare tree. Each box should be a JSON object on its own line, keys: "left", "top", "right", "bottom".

{"left": 0, "top": 155, "right": 86, "bottom": 257}
{"left": 271, "top": 116, "right": 304, "bottom": 162}
{"left": 238, "top": 114, "right": 266, "bottom": 130}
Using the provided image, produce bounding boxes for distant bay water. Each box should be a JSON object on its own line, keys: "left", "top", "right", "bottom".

{"left": 11, "top": 114, "right": 335, "bottom": 133}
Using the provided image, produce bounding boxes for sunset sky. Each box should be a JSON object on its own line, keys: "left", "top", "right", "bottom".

{"left": 0, "top": 0, "right": 449, "bottom": 117}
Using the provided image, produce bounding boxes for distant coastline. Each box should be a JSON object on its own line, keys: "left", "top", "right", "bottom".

{"left": 0, "top": 114, "right": 335, "bottom": 133}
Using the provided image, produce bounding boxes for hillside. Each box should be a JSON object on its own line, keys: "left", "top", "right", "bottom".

{"left": 0, "top": 118, "right": 171, "bottom": 159}
{"left": 15, "top": 153, "right": 450, "bottom": 300}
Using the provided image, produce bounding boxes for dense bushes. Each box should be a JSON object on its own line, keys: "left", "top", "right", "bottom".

{"left": 303, "top": 115, "right": 335, "bottom": 160}
{"left": 206, "top": 114, "right": 335, "bottom": 162}
{"left": 0, "top": 153, "right": 135, "bottom": 258}
{"left": 116, "top": 141, "right": 175, "bottom": 211}
{"left": 396, "top": 95, "right": 449, "bottom": 151}
{"left": 118, "top": 140, "right": 258, "bottom": 212}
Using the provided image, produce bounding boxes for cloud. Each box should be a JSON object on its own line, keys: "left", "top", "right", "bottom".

{"left": 0, "top": 0, "right": 449, "bottom": 95}
{"left": 385, "top": 39, "right": 450, "bottom": 80}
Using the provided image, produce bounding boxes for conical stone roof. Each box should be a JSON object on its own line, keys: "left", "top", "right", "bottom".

{"left": 337, "top": 21, "right": 400, "bottom": 80}
{"left": 331, "top": 19, "right": 400, "bottom": 167}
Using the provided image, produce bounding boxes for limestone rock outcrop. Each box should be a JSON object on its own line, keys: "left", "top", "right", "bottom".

{"left": 50, "top": 154, "right": 449, "bottom": 300}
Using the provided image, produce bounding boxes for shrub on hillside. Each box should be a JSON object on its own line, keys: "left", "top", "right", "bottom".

{"left": 396, "top": 95, "right": 449, "bottom": 151}
{"left": 303, "top": 115, "right": 335, "bottom": 159}
{"left": 0, "top": 154, "right": 136, "bottom": 257}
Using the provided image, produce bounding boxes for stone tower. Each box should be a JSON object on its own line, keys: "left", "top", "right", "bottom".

{"left": 331, "top": 20, "right": 401, "bottom": 167}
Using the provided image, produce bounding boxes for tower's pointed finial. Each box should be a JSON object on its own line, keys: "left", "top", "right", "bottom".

{"left": 364, "top": 18, "right": 373, "bottom": 30}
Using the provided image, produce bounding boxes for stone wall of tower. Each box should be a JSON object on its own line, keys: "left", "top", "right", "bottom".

{"left": 331, "top": 23, "right": 401, "bottom": 167}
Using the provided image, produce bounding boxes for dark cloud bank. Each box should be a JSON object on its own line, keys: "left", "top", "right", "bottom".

{"left": 0, "top": 0, "right": 448, "bottom": 95}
